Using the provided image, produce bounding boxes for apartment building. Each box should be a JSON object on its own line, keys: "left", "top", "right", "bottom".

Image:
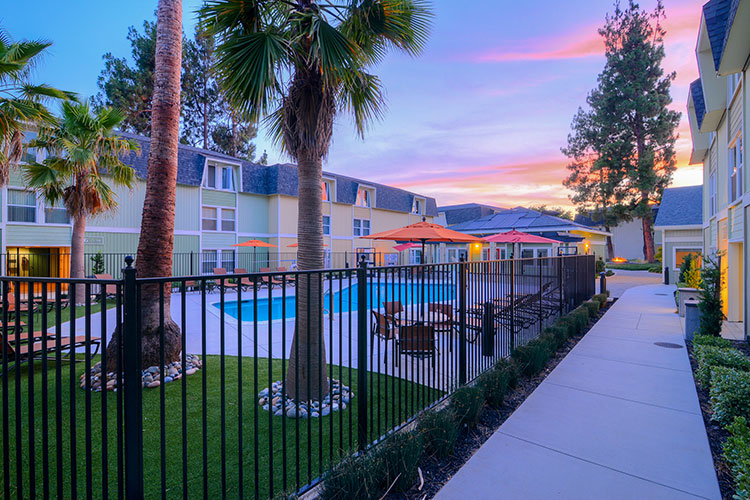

{"left": 4, "top": 131, "right": 437, "bottom": 276}
{"left": 687, "top": 0, "right": 748, "bottom": 336}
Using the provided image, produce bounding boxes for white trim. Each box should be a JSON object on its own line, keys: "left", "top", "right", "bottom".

{"left": 331, "top": 236, "right": 354, "bottom": 241}
{"left": 672, "top": 246, "right": 702, "bottom": 269}
{"left": 654, "top": 224, "right": 703, "bottom": 231}
{"left": 664, "top": 236, "right": 705, "bottom": 243}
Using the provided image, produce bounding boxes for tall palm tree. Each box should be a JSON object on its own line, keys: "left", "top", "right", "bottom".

{"left": 0, "top": 27, "right": 76, "bottom": 185}
{"left": 200, "top": 0, "right": 432, "bottom": 401}
{"left": 110, "top": 0, "right": 183, "bottom": 367}
{"left": 25, "top": 102, "right": 138, "bottom": 299}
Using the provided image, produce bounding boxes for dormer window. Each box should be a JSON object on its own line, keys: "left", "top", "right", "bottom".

{"left": 355, "top": 187, "right": 371, "bottom": 208}
{"left": 412, "top": 198, "right": 424, "bottom": 215}
{"left": 322, "top": 181, "right": 332, "bottom": 201}
{"left": 204, "top": 163, "right": 235, "bottom": 191}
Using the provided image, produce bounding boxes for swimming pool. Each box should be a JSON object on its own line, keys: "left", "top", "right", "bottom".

{"left": 217, "top": 282, "right": 456, "bottom": 322}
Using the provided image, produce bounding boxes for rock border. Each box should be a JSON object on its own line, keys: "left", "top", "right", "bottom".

{"left": 81, "top": 353, "right": 203, "bottom": 391}
{"left": 258, "top": 378, "right": 353, "bottom": 418}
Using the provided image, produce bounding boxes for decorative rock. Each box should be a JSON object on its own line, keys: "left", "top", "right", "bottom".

{"left": 81, "top": 353, "right": 203, "bottom": 392}
{"left": 257, "top": 379, "right": 353, "bottom": 419}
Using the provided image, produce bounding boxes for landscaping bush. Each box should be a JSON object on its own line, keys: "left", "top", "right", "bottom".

{"left": 694, "top": 345, "right": 750, "bottom": 387}
{"left": 511, "top": 339, "right": 551, "bottom": 376}
{"left": 556, "top": 316, "right": 578, "bottom": 338}
{"left": 692, "top": 334, "right": 732, "bottom": 349}
{"left": 699, "top": 253, "right": 724, "bottom": 337}
{"left": 543, "top": 325, "right": 567, "bottom": 350}
{"left": 595, "top": 257, "right": 605, "bottom": 274}
{"left": 724, "top": 417, "right": 750, "bottom": 499}
{"left": 451, "top": 385, "right": 485, "bottom": 427}
{"left": 571, "top": 307, "right": 589, "bottom": 331}
{"left": 373, "top": 430, "right": 423, "bottom": 493}
{"left": 710, "top": 367, "right": 750, "bottom": 426}
{"left": 582, "top": 300, "right": 600, "bottom": 318}
{"left": 592, "top": 293, "right": 608, "bottom": 305}
{"left": 418, "top": 408, "right": 459, "bottom": 459}
{"left": 478, "top": 365, "right": 510, "bottom": 408}
{"left": 495, "top": 358, "right": 519, "bottom": 389}
{"left": 320, "top": 453, "right": 382, "bottom": 500}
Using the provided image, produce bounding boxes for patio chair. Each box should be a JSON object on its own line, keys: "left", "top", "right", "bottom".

{"left": 259, "top": 268, "right": 283, "bottom": 289}
{"left": 0, "top": 332, "right": 100, "bottom": 370}
{"left": 396, "top": 323, "right": 436, "bottom": 367}
{"left": 276, "top": 267, "right": 296, "bottom": 287}
{"left": 371, "top": 311, "right": 398, "bottom": 340}
{"left": 212, "top": 268, "right": 239, "bottom": 292}
{"left": 383, "top": 301, "right": 404, "bottom": 322}
{"left": 233, "top": 268, "right": 257, "bottom": 291}
{"left": 94, "top": 274, "right": 119, "bottom": 299}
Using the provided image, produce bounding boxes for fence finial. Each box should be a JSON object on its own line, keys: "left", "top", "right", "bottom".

{"left": 124, "top": 255, "right": 134, "bottom": 268}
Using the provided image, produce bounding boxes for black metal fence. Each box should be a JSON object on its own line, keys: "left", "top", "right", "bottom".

{"left": 0, "top": 254, "right": 594, "bottom": 499}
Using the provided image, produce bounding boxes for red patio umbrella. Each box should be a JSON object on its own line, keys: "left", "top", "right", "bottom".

{"left": 483, "top": 230, "right": 558, "bottom": 259}
{"left": 393, "top": 242, "right": 422, "bottom": 252}
{"left": 231, "top": 239, "right": 278, "bottom": 270}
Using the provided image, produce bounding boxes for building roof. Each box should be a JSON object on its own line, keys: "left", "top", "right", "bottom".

{"left": 703, "top": 0, "right": 732, "bottom": 70}
{"left": 437, "top": 203, "right": 503, "bottom": 226}
{"left": 117, "top": 132, "right": 438, "bottom": 216}
{"left": 722, "top": 0, "right": 742, "bottom": 54}
{"left": 653, "top": 185, "right": 703, "bottom": 227}
{"left": 448, "top": 206, "right": 607, "bottom": 237}
{"left": 690, "top": 79, "right": 707, "bottom": 129}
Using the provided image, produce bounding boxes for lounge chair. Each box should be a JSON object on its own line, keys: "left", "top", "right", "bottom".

{"left": 0, "top": 332, "right": 100, "bottom": 368}
{"left": 233, "top": 268, "right": 257, "bottom": 291}
{"left": 259, "top": 268, "right": 283, "bottom": 289}
{"left": 94, "top": 274, "right": 119, "bottom": 299}
{"left": 276, "top": 267, "right": 295, "bottom": 287}
{"left": 396, "top": 323, "right": 436, "bottom": 367}
{"left": 212, "top": 268, "right": 239, "bottom": 292}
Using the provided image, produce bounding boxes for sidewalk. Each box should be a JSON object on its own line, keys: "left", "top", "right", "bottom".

{"left": 435, "top": 284, "right": 721, "bottom": 499}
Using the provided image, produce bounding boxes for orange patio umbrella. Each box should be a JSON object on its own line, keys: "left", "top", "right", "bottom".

{"left": 361, "top": 217, "right": 481, "bottom": 263}
{"left": 232, "top": 239, "right": 278, "bottom": 268}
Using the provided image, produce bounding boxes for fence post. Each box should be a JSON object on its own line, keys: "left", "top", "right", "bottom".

{"left": 356, "top": 256, "right": 368, "bottom": 451}
{"left": 458, "top": 256, "right": 467, "bottom": 385}
{"left": 509, "top": 258, "right": 515, "bottom": 352}
{"left": 122, "top": 256, "right": 143, "bottom": 499}
{"left": 599, "top": 271, "right": 607, "bottom": 296}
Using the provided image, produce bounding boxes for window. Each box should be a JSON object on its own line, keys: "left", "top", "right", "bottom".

{"left": 44, "top": 200, "right": 69, "bottom": 224}
{"left": 729, "top": 135, "right": 744, "bottom": 203}
{"left": 409, "top": 248, "right": 422, "bottom": 264}
{"left": 709, "top": 170, "right": 717, "bottom": 216}
{"left": 221, "top": 209, "right": 236, "bottom": 231}
{"left": 675, "top": 249, "right": 701, "bottom": 268}
{"left": 21, "top": 131, "right": 38, "bottom": 164}
{"left": 355, "top": 188, "right": 371, "bottom": 207}
{"left": 221, "top": 167, "right": 234, "bottom": 190}
{"left": 203, "top": 164, "right": 235, "bottom": 191}
{"left": 202, "top": 250, "right": 218, "bottom": 274}
{"left": 521, "top": 249, "right": 534, "bottom": 259}
{"left": 221, "top": 250, "right": 235, "bottom": 272}
{"left": 353, "top": 218, "right": 370, "bottom": 237}
{"left": 322, "top": 181, "right": 331, "bottom": 201}
{"left": 412, "top": 198, "right": 423, "bottom": 215}
{"left": 202, "top": 207, "right": 217, "bottom": 230}
{"left": 205, "top": 165, "right": 216, "bottom": 188}
{"left": 323, "top": 215, "right": 331, "bottom": 235}
{"left": 495, "top": 248, "right": 506, "bottom": 260}
{"left": 8, "top": 189, "right": 36, "bottom": 222}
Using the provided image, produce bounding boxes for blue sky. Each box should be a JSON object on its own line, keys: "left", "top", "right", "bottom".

{"left": 3, "top": 0, "right": 705, "bottom": 208}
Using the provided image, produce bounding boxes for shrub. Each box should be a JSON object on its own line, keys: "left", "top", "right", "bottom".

{"left": 605, "top": 269, "right": 614, "bottom": 277}
{"left": 678, "top": 253, "right": 694, "bottom": 284}
{"left": 592, "top": 293, "right": 608, "bottom": 305}
{"left": 710, "top": 367, "right": 750, "bottom": 426}
{"left": 724, "top": 417, "right": 750, "bottom": 499}
{"left": 478, "top": 366, "right": 510, "bottom": 408}
{"left": 373, "top": 430, "right": 423, "bottom": 493}
{"left": 684, "top": 257, "right": 702, "bottom": 289}
{"left": 511, "top": 339, "right": 551, "bottom": 376}
{"left": 582, "top": 300, "right": 600, "bottom": 318}
{"left": 418, "top": 409, "right": 459, "bottom": 459}
{"left": 556, "top": 316, "right": 578, "bottom": 338}
{"left": 572, "top": 307, "right": 590, "bottom": 330}
{"left": 451, "top": 385, "right": 485, "bottom": 427}
{"left": 495, "top": 358, "right": 519, "bottom": 388}
{"left": 699, "top": 253, "right": 724, "bottom": 337}
{"left": 595, "top": 257, "right": 605, "bottom": 274}
{"left": 692, "top": 334, "right": 732, "bottom": 349}
{"left": 321, "top": 453, "right": 382, "bottom": 500}
{"left": 695, "top": 345, "right": 750, "bottom": 387}
{"left": 543, "top": 325, "right": 567, "bottom": 350}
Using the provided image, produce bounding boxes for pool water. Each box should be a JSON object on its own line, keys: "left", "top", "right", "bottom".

{"left": 217, "top": 282, "right": 456, "bottom": 322}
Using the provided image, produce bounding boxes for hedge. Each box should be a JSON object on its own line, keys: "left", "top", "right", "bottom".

{"left": 694, "top": 345, "right": 750, "bottom": 387}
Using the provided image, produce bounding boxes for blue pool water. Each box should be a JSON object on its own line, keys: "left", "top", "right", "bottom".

{"left": 217, "top": 282, "right": 456, "bottom": 322}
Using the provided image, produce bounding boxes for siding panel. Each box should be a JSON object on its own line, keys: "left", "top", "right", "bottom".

{"left": 201, "top": 232, "right": 236, "bottom": 249}
{"left": 202, "top": 189, "right": 236, "bottom": 207}
{"left": 6, "top": 225, "right": 71, "bottom": 247}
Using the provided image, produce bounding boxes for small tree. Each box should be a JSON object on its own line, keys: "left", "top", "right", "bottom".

{"left": 678, "top": 253, "right": 693, "bottom": 284}
{"left": 90, "top": 251, "right": 105, "bottom": 275}
{"left": 698, "top": 253, "right": 724, "bottom": 337}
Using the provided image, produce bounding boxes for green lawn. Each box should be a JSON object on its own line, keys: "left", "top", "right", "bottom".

{"left": 9, "top": 298, "right": 117, "bottom": 330}
{"left": 2, "top": 355, "right": 438, "bottom": 499}
{"left": 605, "top": 262, "right": 656, "bottom": 271}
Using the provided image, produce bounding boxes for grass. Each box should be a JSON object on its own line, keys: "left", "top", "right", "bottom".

{"left": 9, "top": 298, "right": 117, "bottom": 330}
{"left": 1, "top": 355, "right": 437, "bottom": 499}
{"left": 605, "top": 262, "right": 655, "bottom": 271}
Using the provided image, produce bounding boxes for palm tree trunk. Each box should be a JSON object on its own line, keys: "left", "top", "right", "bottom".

{"left": 105, "top": 0, "right": 182, "bottom": 367}
{"left": 285, "top": 151, "right": 328, "bottom": 402}
{"left": 70, "top": 214, "right": 86, "bottom": 304}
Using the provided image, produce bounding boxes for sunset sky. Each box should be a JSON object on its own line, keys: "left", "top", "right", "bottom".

{"left": 4, "top": 0, "right": 705, "bottom": 209}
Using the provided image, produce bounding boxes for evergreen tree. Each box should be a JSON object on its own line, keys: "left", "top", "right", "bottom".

{"left": 563, "top": 0, "right": 680, "bottom": 262}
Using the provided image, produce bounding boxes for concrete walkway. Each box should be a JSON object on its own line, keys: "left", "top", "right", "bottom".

{"left": 435, "top": 284, "right": 721, "bottom": 500}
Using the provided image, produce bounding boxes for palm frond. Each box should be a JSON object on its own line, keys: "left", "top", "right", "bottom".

{"left": 305, "top": 13, "right": 361, "bottom": 85}
{"left": 337, "top": 68, "right": 386, "bottom": 136}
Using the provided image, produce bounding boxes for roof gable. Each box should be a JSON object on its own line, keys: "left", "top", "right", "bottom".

{"left": 690, "top": 79, "right": 707, "bottom": 128}
{"left": 653, "top": 185, "right": 703, "bottom": 227}
{"left": 703, "top": 0, "right": 732, "bottom": 70}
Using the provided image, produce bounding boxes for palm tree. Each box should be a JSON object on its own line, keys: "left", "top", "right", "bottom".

{"left": 200, "top": 0, "right": 432, "bottom": 401}
{"left": 109, "top": 0, "right": 184, "bottom": 368}
{"left": 25, "top": 101, "right": 138, "bottom": 300}
{"left": 1, "top": 27, "right": 76, "bottom": 185}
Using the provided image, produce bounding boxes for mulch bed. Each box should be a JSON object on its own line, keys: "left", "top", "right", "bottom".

{"left": 392, "top": 302, "right": 613, "bottom": 500}
{"left": 687, "top": 339, "right": 750, "bottom": 500}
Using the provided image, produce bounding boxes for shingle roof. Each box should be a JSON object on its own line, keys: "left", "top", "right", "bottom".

{"left": 438, "top": 203, "right": 503, "bottom": 226}
{"left": 653, "top": 185, "right": 703, "bottom": 227}
{"left": 690, "top": 79, "right": 706, "bottom": 129}
{"left": 703, "top": 0, "right": 732, "bottom": 70}
{"left": 118, "top": 132, "right": 437, "bottom": 216}
{"left": 448, "top": 206, "right": 597, "bottom": 234}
